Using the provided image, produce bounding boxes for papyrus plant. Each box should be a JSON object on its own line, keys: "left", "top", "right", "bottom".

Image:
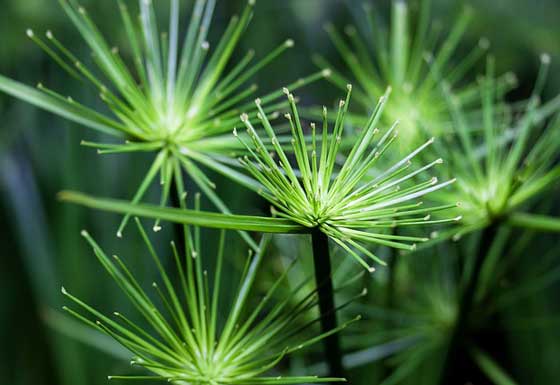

{"left": 315, "top": 0, "right": 514, "bottom": 148}
{"left": 234, "top": 85, "right": 459, "bottom": 375}
{"left": 418, "top": 54, "right": 560, "bottom": 384}
{"left": 63, "top": 217, "right": 355, "bottom": 384}
{"left": 428, "top": 55, "right": 560, "bottom": 239}
{"left": 0, "top": 0, "right": 327, "bottom": 242}
{"left": 342, "top": 224, "right": 560, "bottom": 385}
{"left": 237, "top": 85, "right": 459, "bottom": 271}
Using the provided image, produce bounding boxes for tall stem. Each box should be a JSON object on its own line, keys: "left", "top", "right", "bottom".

{"left": 170, "top": 177, "right": 186, "bottom": 255}
{"left": 439, "top": 223, "right": 499, "bottom": 384}
{"left": 311, "top": 228, "right": 344, "bottom": 379}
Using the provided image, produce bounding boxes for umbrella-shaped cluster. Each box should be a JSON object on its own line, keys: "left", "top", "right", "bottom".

{"left": 235, "top": 85, "right": 460, "bottom": 271}
{"left": 0, "top": 0, "right": 328, "bottom": 240}
{"left": 63, "top": 218, "right": 356, "bottom": 384}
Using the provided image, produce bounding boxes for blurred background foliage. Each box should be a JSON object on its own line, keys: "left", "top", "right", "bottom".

{"left": 1, "top": 1, "right": 559, "bottom": 385}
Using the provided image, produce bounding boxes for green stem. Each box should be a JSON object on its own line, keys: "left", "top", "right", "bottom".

{"left": 170, "top": 178, "right": 186, "bottom": 256}
{"left": 439, "top": 223, "right": 499, "bottom": 384}
{"left": 310, "top": 228, "right": 345, "bottom": 379}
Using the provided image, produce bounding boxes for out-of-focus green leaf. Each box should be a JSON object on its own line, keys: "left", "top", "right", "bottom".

{"left": 42, "top": 307, "right": 130, "bottom": 360}
{"left": 507, "top": 212, "right": 560, "bottom": 232}
{"left": 0, "top": 74, "right": 123, "bottom": 136}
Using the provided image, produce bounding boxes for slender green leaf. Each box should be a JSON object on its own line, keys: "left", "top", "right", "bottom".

{"left": 58, "top": 191, "right": 305, "bottom": 233}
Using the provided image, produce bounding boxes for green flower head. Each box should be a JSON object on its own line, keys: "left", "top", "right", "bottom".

{"left": 235, "top": 85, "right": 460, "bottom": 271}
{"left": 63, "top": 218, "right": 354, "bottom": 384}
{"left": 316, "top": 1, "right": 514, "bottom": 149}
{"left": 0, "top": 0, "right": 328, "bottom": 238}
{"left": 429, "top": 55, "right": 560, "bottom": 237}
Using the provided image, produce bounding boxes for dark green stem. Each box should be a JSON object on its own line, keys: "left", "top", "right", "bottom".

{"left": 311, "top": 228, "right": 345, "bottom": 379}
{"left": 170, "top": 178, "right": 186, "bottom": 255}
{"left": 439, "top": 223, "right": 499, "bottom": 384}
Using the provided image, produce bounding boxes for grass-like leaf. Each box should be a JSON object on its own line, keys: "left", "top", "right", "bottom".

{"left": 58, "top": 190, "right": 305, "bottom": 234}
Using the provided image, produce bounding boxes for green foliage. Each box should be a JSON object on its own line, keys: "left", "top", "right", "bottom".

{"left": 428, "top": 55, "right": 560, "bottom": 238}
{"left": 236, "top": 86, "right": 458, "bottom": 270}
{"left": 64, "top": 219, "right": 352, "bottom": 384}
{"left": 0, "top": 0, "right": 328, "bottom": 241}
{"left": 316, "top": 1, "right": 494, "bottom": 148}
{"left": 2, "top": 1, "right": 560, "bottom": 385}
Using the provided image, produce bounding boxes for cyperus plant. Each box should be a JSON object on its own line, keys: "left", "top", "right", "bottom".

{"left": 0, "top": 0, "right": 327, "bottom": 241}
{"left": 316, "top": 0, "right": 514, "bottom": 148}
{"left": 3, "top": 1, "right": 560, "bottom": 385}
{"left": 233, "top": 84, "right": 460, "bottom": 376}
{"left": 422, "top": 54, "right": 560, "bottom": 384}
{"left": 237, "top": 85, "right": 460, "bottom": 272}
{"left": 428, "top": 55, "right": 560, "bottom": 239}
{"left": 63, "top": 217, "right": 355, "bottom": 384}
